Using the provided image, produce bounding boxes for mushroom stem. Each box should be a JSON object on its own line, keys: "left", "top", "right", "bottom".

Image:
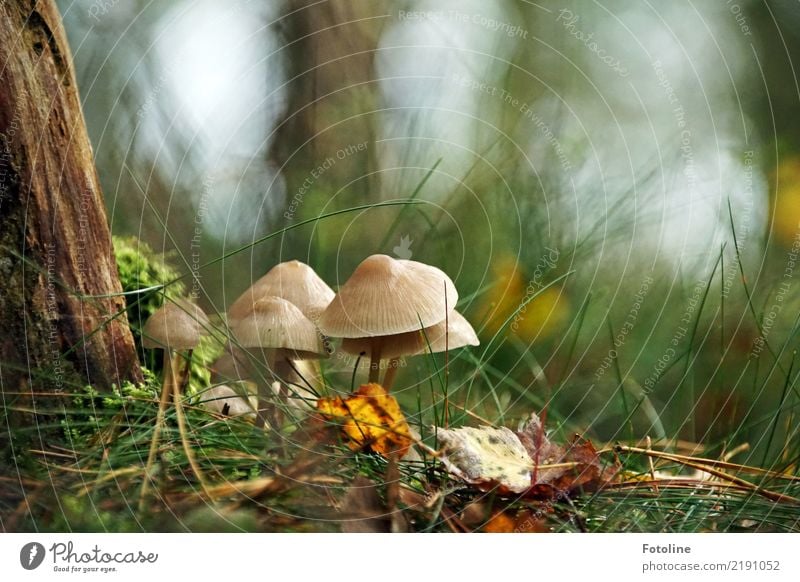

{"left": 172, "top": 357, "right": 212, "bottom": 499}
{"left": 281, "top": 358, "right": 320, "bottom": 409}
{"left": 383, "top": 357, "right": 401, "bottom": 391}
{"left": 254, "top": 381, "right": 270, "bottom": 429}
{"left": 274, "top": 357, "right": 298, "bottom": 405}
{"left": 254, "top": 350, "right": 277, "bottom": 429}
{"left": 274, "top": 357, "right": 294, "bottom": 384}
{"left": 139, "top": 348, "right": 175, "bottom": 509}
{"left": 178, "top": 348, "right": 194, "bottom": 393}
{"left": 369, "top": 340, "right": 383, "bottom": 383}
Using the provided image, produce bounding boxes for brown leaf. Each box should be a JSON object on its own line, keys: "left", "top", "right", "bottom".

{"left": 482, "top": 511, "right": 517, "bottom": 533}
{"left": 460, "top": 503, "right": 550, "bottom": 533}
{"left": 518, "top": 413, "right": 619, "bottom": 498}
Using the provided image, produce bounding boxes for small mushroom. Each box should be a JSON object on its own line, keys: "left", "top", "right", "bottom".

{"left": 228, "top": 260, "right": 334, "bottom": 322}
{"left": 140, "top": 298, "right": 209, "bottom": 506}
{"left": 198, "top": 384, "right": 257, "bottom": 420}
{"left": 318, "top": 254, "right": 458, "bottom": 383}
{"left": 341, "top": 310, "right": 479, "bottom": 389}
{"left": 229, "top": 296, "right": 328, "bottom": 427}
{"left": 210, "top": 348, "right": 251, "bottom": 384}
{"left": 143, "top": 298, "right": 209, "bottom": 392}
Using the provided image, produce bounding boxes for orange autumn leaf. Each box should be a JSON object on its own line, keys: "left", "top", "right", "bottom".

{"left": 317, "top": 383, "right": 412, "bottom": 457}
{"left": 482, "top": 511, "right": 517, "bottom": 533}
{"left": 482, "top": 509, "right": 549, "bottom": 533}
{"left": 461, "top": 502, "right": 550, "bottom": 533}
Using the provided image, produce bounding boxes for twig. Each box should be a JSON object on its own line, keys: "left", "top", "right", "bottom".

{"left": 615, "top": 445, "right": 799, "bottom": 504}
{"left": 646, "top": 436, "right": 659, "bottom": 494}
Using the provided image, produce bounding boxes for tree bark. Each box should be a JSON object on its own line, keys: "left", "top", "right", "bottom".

{"left": 0, "top": 0, "right": 141, "bottom": 396}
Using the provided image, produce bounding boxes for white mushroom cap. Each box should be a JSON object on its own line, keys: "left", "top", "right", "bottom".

{"left": 413, "top": 309, "right": 479, "bottom": 354}
{"left": 142, "top": 298, "right": 209, "bottom": 350}
{"left": 229, "top": 296, "right": 327, "bottom": 359}
{"left": 340, "top": 310, "right": 479, "bottom": 359}
{"left": 228, "top": 260, "right": 334, "bottom": 322}
{"left": 318, "top": 254, "right": 458, "bottom": 338}
{"left": 198, "top": 385, "right": 256, "bottom": 419}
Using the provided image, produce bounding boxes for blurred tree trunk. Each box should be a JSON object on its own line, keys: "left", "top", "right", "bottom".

{"left": 0, "top": 0, "right": 142, "bottom": 398}
{"left": 274, "top": 0, "right": 388, "bottom": 207}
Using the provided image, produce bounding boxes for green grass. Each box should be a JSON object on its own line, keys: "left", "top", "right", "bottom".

{"left": 3, "top": 194, "right": 800, "bottom": 533}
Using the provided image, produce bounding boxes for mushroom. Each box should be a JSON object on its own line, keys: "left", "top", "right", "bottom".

{"left": 318, "top": 254, "right": 458, "bottom": 383}
{"left": 140, "top": 298, "right": 210, "bottom": 506}
{"left": 341, "top": 310, "right": 479, "bottom": 389}
{"left": 227, "top": 260, "right": 333, "bottom": 403}
{"left": 210, "top": 348, "right": 251, "bottom": 384}
{"left": 198, "top": 384, "right": 257, "bottom": 420}
{"left": 228, "top": 260, "right": 334, "bottom": 322}
{"left": 229, "top": 296, "right": 328, "bottom": 428}
{"left": 143, "top": 298, "right": 209, "bottom": 390}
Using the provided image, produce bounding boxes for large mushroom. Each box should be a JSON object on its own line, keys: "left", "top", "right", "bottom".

{"left": 318, "top": 254, "right": 458, "bottom": 383}
{"left": 341, "top": 310, "right": 479, "bottom": 388}
{"left": 228, "top": 260, "right": 334, "bottom": 322}
{"left": 229, "top": 296, "right": 328, "bottom": 427}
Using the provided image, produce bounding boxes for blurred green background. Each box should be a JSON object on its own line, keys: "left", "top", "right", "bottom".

{"left": 60, "top": 0, "right": 800, "bottom": 467}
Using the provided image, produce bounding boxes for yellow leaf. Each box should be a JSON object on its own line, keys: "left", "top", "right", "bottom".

{"left": 317, "top": 383, "right": 412, "bottom": 457}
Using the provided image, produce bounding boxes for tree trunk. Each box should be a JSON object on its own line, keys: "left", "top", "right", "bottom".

{"left": 0, "top": 0, "right": 142, "bottom": 397}
{"left": 274, "top": 0, "right": 388, "bottom": 206}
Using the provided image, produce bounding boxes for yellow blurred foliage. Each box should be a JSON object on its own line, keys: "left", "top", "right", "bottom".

{"left": 771, "top": 155, "right": 800, "bottom": 245}
{"left": 477, "top": 254, "right": 568, "bottom": 341}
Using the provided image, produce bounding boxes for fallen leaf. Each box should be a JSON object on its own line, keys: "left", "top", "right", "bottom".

{"left": 438, "top": 426, "right": 533, "bottom": 493}
{"left": 436, "top": 412, "right": 619, "bottom": 500}
{"left": 518, "top": 413, "right": 619, "bottom": 498}
{"left": 460, "top": 502, "right": 550, "bottom": 533}
{"left": 317, "top": 383, "right": 412, "bottom": 457}
{"left": 482, "top": 511, "right": 517, "bottom": 533}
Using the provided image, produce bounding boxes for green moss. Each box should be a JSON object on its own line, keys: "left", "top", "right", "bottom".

{"left": 60, "top": 370, "right": 160, "bottom": 443}
{"left": 185, "top": 333, "right": 223, "bottom": 396}
{"left": 113, "top": 235, "right": 221, "bottom": 396}
{"left": 113, "top": 236, "right": 186, "bottom": 352}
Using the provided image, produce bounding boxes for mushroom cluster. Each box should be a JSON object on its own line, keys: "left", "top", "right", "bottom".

{"left": 219, "top": 260, "right": 334, "bottom": 427}
{"left": 141, "top": 256, "right": 478, "bottom": 431}
{"left": 136, "top": 255, "right": 479, "bottom": 504}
